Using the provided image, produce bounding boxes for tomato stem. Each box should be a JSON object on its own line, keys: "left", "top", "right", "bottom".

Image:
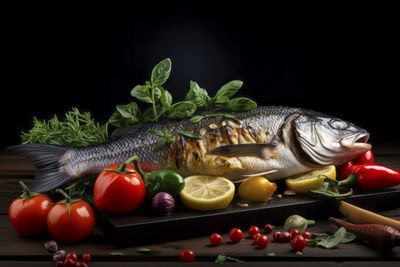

{"left": 55, "top": 189, "right": 73, "bottom": 214}
{"left": 117, "top": 155, "right": 140, "bottom": 173}
{"left": 19, "top": 181, "right": 32, "bottom": 198}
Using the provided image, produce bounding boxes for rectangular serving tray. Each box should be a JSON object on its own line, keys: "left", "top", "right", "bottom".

{"left": 93, "top": 186, "right": 400, "bottom": 246}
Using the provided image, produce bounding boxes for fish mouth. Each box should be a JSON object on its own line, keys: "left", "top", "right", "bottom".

{"left": 340, "top": 132, "right": 371, "bottom": 151}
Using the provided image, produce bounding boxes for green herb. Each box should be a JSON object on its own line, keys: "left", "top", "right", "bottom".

{"left": 317, "top": 227, "right": 347, "bottom": 249}
{"left": 136, "top": 248, "right": 161, "bottom": 255}
{"left": 215, "top": 254, "right": 242, "bottom": 264}
{"left": 108, "top": 58, "right": 257, "bottom": 128}
{"left": 310, "top": 176, "right": 353, "bottom": 198}
{"left": 110, "top": 251, "right": 124, "bottom": 256}
{"left": 149, "top": 129, "right": 176, "bottom": 151}
{"left": 21, "top": 107, "right": 108, "bottom": 147}
{"left": 340, "top": 232, "right": 357, "bottom": 244}
{"left": 190, "top": 113, "right": 239, "bottom": 123}
{"left": 180, "top": 131, "right": 202, "bottom": 139}
{"left": 265, "top": 252, "right": 276, "bottom": 256}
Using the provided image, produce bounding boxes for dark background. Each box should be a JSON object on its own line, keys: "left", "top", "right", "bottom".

{"left": 3, "top": 2, "right": 400, "bottom": 149}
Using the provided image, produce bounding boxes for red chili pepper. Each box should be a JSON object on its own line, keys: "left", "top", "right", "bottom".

{"left": 336, "top": 150, "right": 375, "bottom": 180}
{"left": 339, "top": 164, "right": 400, "bottom": 191}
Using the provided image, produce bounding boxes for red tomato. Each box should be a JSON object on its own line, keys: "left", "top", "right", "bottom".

{"left": 291, "top": 235, "right": 307, "bottom": 252}
{"left": 209, "top": 233, "right": 223, "bottom": 246}
{"left": 272, "top": 231, "right": 282, "bottom": 242}
{"left": 252, "top": 233, "right": 263, "bottom": 245}
{"left": 353, "top": 150, "right": 375, "bottom": 165}
{"left": 254, "top": 235, "right": 269, "bottom": 249}
{"left": 63, "top": 258, "right": 77, "bottom": 267}
{"left": 301, "top": 231, "right": 312, "bottom": 240}
{"left": 281, "top": 231, "right": 292, "bottom": 242}
{"left": 47, "top": 198, "right": 95, "bottom": 243}
{"left": 82, "top": 252, "right": 91, "bottom": 263}
{"left": 94, "top": 162, "right": 145, "bottom": 214}
{"left": 8, "top": 182, "right": 52, "bottom": 236}
{"left": 180, "top": 249, "right": 195, "bottom": 262}
{"left": 65, "top": 252, "right": 78, "bottom": 261}
{"left": 290, "top": 228, "right": 300, "bottom": 239}
{"left": 248, "top": 225, "right": 260, "bottom": 238}
{"left": 264, "top": 224, "right": 274, "bottom": 234}
{"left": 229, "top": 228, "right": 244, "bottom": 243}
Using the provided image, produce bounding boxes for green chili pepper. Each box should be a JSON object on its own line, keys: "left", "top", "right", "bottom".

{"left": 145, "top": 170, "right": 185, "bottom": 197}
{"left": 131, "top": 157, "right": 185, "bottom": 198}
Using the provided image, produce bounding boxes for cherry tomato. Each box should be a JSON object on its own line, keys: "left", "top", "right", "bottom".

{"left": 254, "top": 235, "right": 269, "bottom": 249}
{"left": 65, "top": 252, "right": 78, "bottom": 262}
{"left": 264, "top": 224, "right": 274, "bottom": 234}
{"left": 229, "top": 228, "right": 244, "bottom": 243}
{"left": 82, "top": 252, "right": 91, "bottom": 263}
{"left": 281, "top": 231, "right": 292, "bottom": 242}
{"left": 94, "top": 157, "right": 145, "bottom": 214}
{"left": 180, "top": 249, "right": 195, "bottom": 262}
{"left": 209, "top": 233, "right": 223, "bottom": 246}
{"left": 301, "top": 231, "right": 312, "bottom": 240}
{"left": 291, "top": 235, "right": 307, "bottom": 252}
{"left": 8, "top": 182, "right": 52, "bottom": 236}
{"left": 63, "top": 258, "right": 77, "bottom": 267}
{"left": 272, "top": 231, "right": 282, "bottom": 242}
{"left": 248, "top": 225, "right": 260, "bottom": 238}
{"left": 290, "top": 228, "right": 300, "bottom": 239}
{"left": 353, "top": 150, "right": 375, "bottom": 165}
{"left": 75, "top": 261, "right": 88, "bottom": 267}
{"left": 252, "top": 233, "right": 263, "bottom": 245}
{"left": 47, "top": 191, "right": 95, "bottom": 243}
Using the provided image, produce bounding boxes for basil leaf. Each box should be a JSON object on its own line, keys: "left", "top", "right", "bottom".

{"left": 108, "top": 111, "right": 125, "bottom": 128}
{"left": 214, "top": 96, "right": 230, "bottom": 104}
{"left": 215, "top": 254, "right": 242, "bottom": 264}
{"left": 226, "top": 97, "right": 257, "bottom": 111}
{"left": 153, "top": 87, "right": 162, "bottom": 100}
{"left": 167, "top": 101, "right": 197, "bottom": 119}
{"left": 116, "top": 102, "right": 140, "bottom": 120}
{"left": 151, "top": 58, "right": 171, "bottom": 86}
{"left": 180, "top": 130, "right": 202, "bottom": 139}
{"left": 214, "top": 80, "right": 243, "bottom": 99}
{"left": 160, "top": 89, "right": 172, "bottom": 109}
{"left": 131, "top": 85, "right": 153, "bottom": 104}
{"left": 317, "top": 227, "right": 347, "bottom": 249}
{"left": 185, "top": 81, "right": 210, "bottom": 107}
{"left": 190, "top": 115, "right": 204, "bottom": 123}
{"left": 340, "top": 232, "right": 356, "bottom": 244}
{"left": 142, "top": 107, "right": 156, "bottom": 122}
{"left": 136, "top": 248, "right": 160, "bottom": 255}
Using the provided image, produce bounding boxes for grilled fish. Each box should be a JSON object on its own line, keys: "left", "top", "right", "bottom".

{"left": 9, "top": 106, "right": 371, "bottom": 192}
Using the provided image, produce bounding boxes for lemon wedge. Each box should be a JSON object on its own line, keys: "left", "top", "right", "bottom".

{"left": 180, "top": 175, "right": 235, "bottom": 211}
{"left": 238, "top": 176, "right": 277, "bottom": 202}
{"left": 285, "top": 165, "right": 336, "bottom": 193}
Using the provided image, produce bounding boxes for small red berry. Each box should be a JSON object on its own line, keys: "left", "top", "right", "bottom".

{"left": 301, "top": 231, "right": 312, "bottom": 240}
{"left": 180, "top": 249, "right": 195, "bottom": 262}
{"left": 229, "top": 228, "right": 244, "bottom": 243}
{"left": 63, "top": 258, "right": 76, "bottom": 267}
{"left": 281, "top": 231, "right": 292, "bottom": 242}
{"left": 272, "top": 231, "right": 282, "bottom": 242}
{"left": 290, "top": 228, "right": 300, "bottom": 239}
{"left": 264, "top": 224, "right": 274, "bottom": 234}
{"left": 248, "top": 225, "right": 260, "bottom": 238}
{"left": 291, "top": 235, "right": 307, "bottom": 252}
{"left": 254, "top": 235, "right": 269, "bottom": 249}
{"left": 82, "top": 252, "right": 91, "bottom": 263}
{"left": 252, "top": 233, "right": 263, "bottom": 245}
{"left": 209, "top": 233, "right": 224, "bottom": 246}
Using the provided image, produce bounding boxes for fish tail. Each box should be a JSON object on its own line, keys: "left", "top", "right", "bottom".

{"left": 7, "top": 144, "right": 72, "bottom": 193}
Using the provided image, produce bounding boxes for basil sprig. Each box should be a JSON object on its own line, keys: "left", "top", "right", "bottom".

{"left": 108, "top": 58, "right": 257, "bottom": 128}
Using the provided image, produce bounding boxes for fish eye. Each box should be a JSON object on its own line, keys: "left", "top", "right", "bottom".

{"left": 329, "top": 119, "right": 348, "bottom": 130}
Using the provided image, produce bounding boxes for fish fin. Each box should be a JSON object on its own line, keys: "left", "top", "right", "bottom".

{"left": 206, "top": 143, "right": 278, "bottom": 159}
{"left": 241, "top": 170, "right": 279, "bottom": 178}
{"left": 7, "top": 144, "right": 72, "bottom": 192}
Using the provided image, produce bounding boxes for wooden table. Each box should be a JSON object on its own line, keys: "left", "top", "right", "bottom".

{"left": 1, "top": 146, "right": 400, "bottom": 267}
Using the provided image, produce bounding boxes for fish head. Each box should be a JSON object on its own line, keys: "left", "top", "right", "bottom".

{"left": 294, "top": 113, "right": 371, "bottom": 166}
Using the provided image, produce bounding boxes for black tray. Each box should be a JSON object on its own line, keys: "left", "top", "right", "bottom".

{"left": 94, "top": 187, "right": 400, "bottom": 246}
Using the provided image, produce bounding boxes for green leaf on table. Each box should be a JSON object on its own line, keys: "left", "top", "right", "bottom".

{"left": 340, "top": 232, "right": 357, "bottom": 244}
{"left": 110, "top": 251, "right": 124, "bottom": 256}
{"left": 265, "top": 252, "right": 276, "bottom": 256}
{"left": 136, "top": 247, "right": 161, "bottom": 255}
{"left": 214, "top": 80, "right": 243, "bottom": 99}
{"left": 151, "top": 58, "right": 171, "bottom": 86}
{"left": 317, "top": 227, "right": 347, "bottom": 249}
{"left": 167, "top": 101, "right": 197, "bottom": 119}
{"left": 131, "top": 85, "right": 153, "bottom": 103}
{"left": 215, "top": 254, "right": 242, "bottom": 264}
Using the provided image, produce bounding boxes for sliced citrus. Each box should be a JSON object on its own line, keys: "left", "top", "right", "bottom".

{"left": 285, "top": 165, "right": 336, "bottom": 193}
{"left": 238, "top": 176, "right": 277, "bottom": 203}
{"left": 180, "top": 175, "right": 235, "bottom": 211}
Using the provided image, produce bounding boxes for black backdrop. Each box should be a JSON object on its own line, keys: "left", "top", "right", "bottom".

{"left": 3, "top": 2, "right": 400, "bottom": 148}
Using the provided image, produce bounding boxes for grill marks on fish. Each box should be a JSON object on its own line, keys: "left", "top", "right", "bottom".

{"left": 166, "top": 119, "right": 274, "bottom": 176}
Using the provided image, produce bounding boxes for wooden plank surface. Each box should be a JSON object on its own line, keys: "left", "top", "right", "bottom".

{"left": 1, "top": 149, "right": 400, "bottom": 266}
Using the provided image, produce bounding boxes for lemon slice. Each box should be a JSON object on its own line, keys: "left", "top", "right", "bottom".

{"left": 285, "top": 165, "right": 336, "bottom": 193}
{"left": 180, "top": 175, "right": 235, "bottom": 211}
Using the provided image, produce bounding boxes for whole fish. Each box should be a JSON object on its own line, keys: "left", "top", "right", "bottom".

{"left": 9, "top": 106, "right": 371, "bottom": 192}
